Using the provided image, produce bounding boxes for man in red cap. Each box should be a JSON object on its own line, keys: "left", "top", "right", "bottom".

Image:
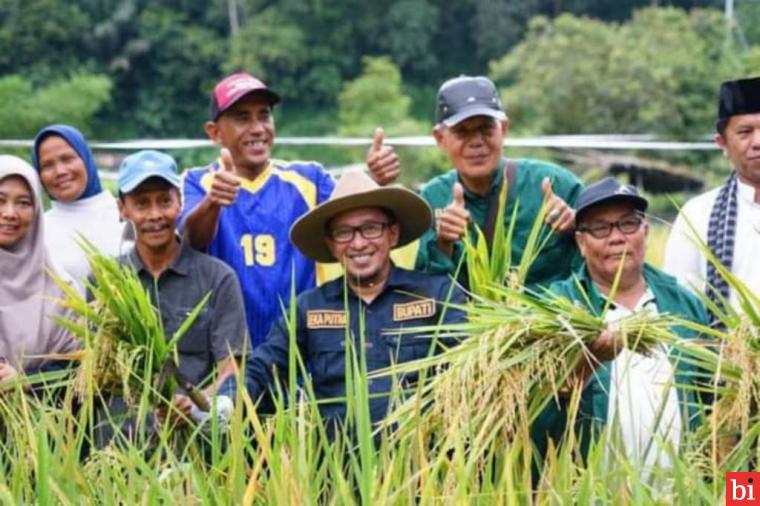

{"left": 180, "top": 72, "right": 399, "bottom": 350}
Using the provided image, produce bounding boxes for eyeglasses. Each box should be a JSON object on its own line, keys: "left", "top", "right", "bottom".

{"left": 327, "top": 221, "right": 392, "bottom": 243}
{"left": 576, "top": 215, "right": 643, "bottom": 239}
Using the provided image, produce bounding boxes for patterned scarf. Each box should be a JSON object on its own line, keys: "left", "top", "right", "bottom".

{"left": 705, "top": 171, "right": 738, "bottom": 325}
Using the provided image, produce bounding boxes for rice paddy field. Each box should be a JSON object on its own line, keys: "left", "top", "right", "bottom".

{"left": 2, "top": 216, "right": 756, "bottom": 505}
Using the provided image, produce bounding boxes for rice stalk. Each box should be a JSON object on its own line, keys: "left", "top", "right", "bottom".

{"left": 376, "top": 282, "right": 686, "bottom": 470}
{"left": 665, "top": 213, "right": 760, "bottom": 463}
{"left": 50, "top": 237, "right": 209, "bottom": 405}
{"left": 463, "top": 178, "right": 556, "bottom": 302}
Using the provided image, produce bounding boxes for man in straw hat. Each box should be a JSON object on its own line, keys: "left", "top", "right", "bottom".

{"left": 536, "top": 177, "right": 709, "bottom": 469}
{"left": 222, "top": 169, "right": 466, "bottom": 435}
{"left": 664, "top": 76, "right": 760, "bottom": 321}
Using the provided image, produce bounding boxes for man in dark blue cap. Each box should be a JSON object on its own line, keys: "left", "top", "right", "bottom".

{"left": 664, "top": 76, "right": 760, "bottom": 318}
{"left": 534, "top": 177, "right": 709, "bottom": 470}
{"left": 415, "top": 75, "right": 583, "bottom": 288}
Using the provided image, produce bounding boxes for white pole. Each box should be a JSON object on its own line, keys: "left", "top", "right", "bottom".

{"left": 227, "top": 0, "right": 240, "bottom": 37}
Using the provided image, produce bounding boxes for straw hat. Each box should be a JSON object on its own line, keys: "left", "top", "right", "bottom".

{"left": 290, "top": 169, "right": 432, "bottom": 263}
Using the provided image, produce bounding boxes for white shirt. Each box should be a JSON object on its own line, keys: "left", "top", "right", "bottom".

{"left": 44, "top": 191, "right": 126, "bottom": 284}
{"left": 605, "top": 290, "right": 682, "bottom": 469}
{"left": 663, "top": 177, "right": 760, "bottom": 308}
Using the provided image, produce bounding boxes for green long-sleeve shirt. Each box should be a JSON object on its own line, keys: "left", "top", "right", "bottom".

{"left": 415, "top": 158, "right": 583, "bottom": 287}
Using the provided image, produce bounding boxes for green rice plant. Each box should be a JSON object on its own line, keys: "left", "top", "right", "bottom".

{"left": 0, "top": 295, "right": 756, "bottom": 504}
{"left": 370, "top": 203, "right": 727, "bottom": 496}
{"left": 657, "top": 212, "right": 760, "bottom": 468}
{"left": 6, "top": 217, "right": 760, "bottom": 503}
{"left": 463, "top": 176, "right": 556, "bottom": 300}
{"left": 50, "top": 238, "right": 209, "bottom": 405}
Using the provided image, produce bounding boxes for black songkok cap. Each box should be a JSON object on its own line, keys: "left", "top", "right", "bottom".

{"left": 717, "top": 76, "right": 760, "bottom": 131}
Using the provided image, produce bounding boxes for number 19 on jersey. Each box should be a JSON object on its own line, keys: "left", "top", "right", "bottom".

{"left": 240, "top": 234, "right": 275, "bottom": 266}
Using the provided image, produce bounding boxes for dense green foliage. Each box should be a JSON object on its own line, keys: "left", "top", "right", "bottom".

{"left": 492, "top": 7, "right": 750, "bottom": 138}
{"left": 1, "top": 0, "right": 754, "bottom": 141}
{"left": 0, "top": 74, "right": 112, "bottom": 138}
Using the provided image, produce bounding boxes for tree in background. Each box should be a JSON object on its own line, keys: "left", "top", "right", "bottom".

{"left": 0, "top": 0, "right": 91, "bottom": 79}
{"left": 734, "top": 0, "right": 760, "bottom": 49}
{"left": 0, "top": 0, "right": 754, "bottom": 140}
{"left": 224, "top": 0, "right": 367, "bottom": 133}
{"left": 0, "top": 74, "right": 112, "bottom": 138}
{"left": 491, "top": 7, "right": 748, "bottom": 138}
{"left": 380, "top": 0, "right": 440, "bottom": 79}
{"left": 85, "top": 1, "right": 226, "bottom": 138}
{"left": 470, "top": 0, "right": 542, "bottom": 64}
{"left": 338, "top": 57, "right": 420, "bottom": 137}
{"left": 123, "top": 8, "right": 224, "bottom": 137}
{"left": 225, "top": 6, "right": 308, "bottom": 102}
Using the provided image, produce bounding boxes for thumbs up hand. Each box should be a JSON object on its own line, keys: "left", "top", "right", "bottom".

{"left": 435, "top": 182, "right": 470, "bottom": 257}
{"left": 208, "top": 148, "right": 241, "bottom": 207}
{"left": 452, "top": 182, "right": 465, "bottom": 208}
{"left": 220, "top": 148, "right": 235, "bottom": 173}
{"left": 542, "top": 177, "right": 575, "bottom": 233}
{"left": 366, "top": 127, "right": 400, "bottom": 186}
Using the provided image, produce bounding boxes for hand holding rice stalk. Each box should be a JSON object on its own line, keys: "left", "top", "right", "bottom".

{"left": 375, "top": 283, "right": 679, "bottom": 449}
{"left": 372, "top": 185, "right": 675, "bottom": 452}
{"left": 51, "top": 238, "right": 209, "bottom": 406}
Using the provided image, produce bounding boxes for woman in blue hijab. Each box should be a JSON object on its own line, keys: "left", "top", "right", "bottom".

{"left": 32, "top": 124, "right": 125, "bottom": 284}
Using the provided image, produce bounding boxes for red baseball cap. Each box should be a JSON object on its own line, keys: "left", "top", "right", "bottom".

{"left": 209, "top": 72, "right": 281, "bottom": 121}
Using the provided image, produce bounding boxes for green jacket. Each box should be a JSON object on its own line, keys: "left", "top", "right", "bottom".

{"left": 535, "top": 263, "right": 710, "bottom": 456}
{"left": 415, "top": 158, "right": 583, "bottom": 287}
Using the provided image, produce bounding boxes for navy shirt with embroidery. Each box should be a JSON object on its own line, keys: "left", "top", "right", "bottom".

{"left": 226, "top": 266, "right": 466, "bottom": 428}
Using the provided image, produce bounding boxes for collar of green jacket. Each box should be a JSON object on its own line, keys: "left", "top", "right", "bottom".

{"left": 551, "top": 262, "right": 707, "bottom": 322}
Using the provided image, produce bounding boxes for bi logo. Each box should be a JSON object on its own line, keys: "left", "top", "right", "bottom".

{"left": 727, "top": 472, "right": 760, "bottom": 505}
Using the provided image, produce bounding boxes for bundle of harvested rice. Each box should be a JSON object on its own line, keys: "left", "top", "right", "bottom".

{"left": 51, "top": 239, "right": 209, "bottom": 404}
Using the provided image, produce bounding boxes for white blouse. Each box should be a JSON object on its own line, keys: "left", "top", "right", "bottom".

{"left": 44, "top": 191, "right": 127, "bottom": 284}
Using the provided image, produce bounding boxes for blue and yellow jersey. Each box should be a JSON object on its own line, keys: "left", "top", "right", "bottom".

{"left": 179, "top": 159, "right": 335, "bottom": 348}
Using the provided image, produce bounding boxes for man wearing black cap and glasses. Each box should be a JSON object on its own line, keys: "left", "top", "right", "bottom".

{"left": 536, "top": 177, "right": 708, "bottom": 471}
{"left": 415, "top": 76, "right": 583, "bottom": 288}
{"left": 664, "top": 76, "right": 760, "bottom": 318}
